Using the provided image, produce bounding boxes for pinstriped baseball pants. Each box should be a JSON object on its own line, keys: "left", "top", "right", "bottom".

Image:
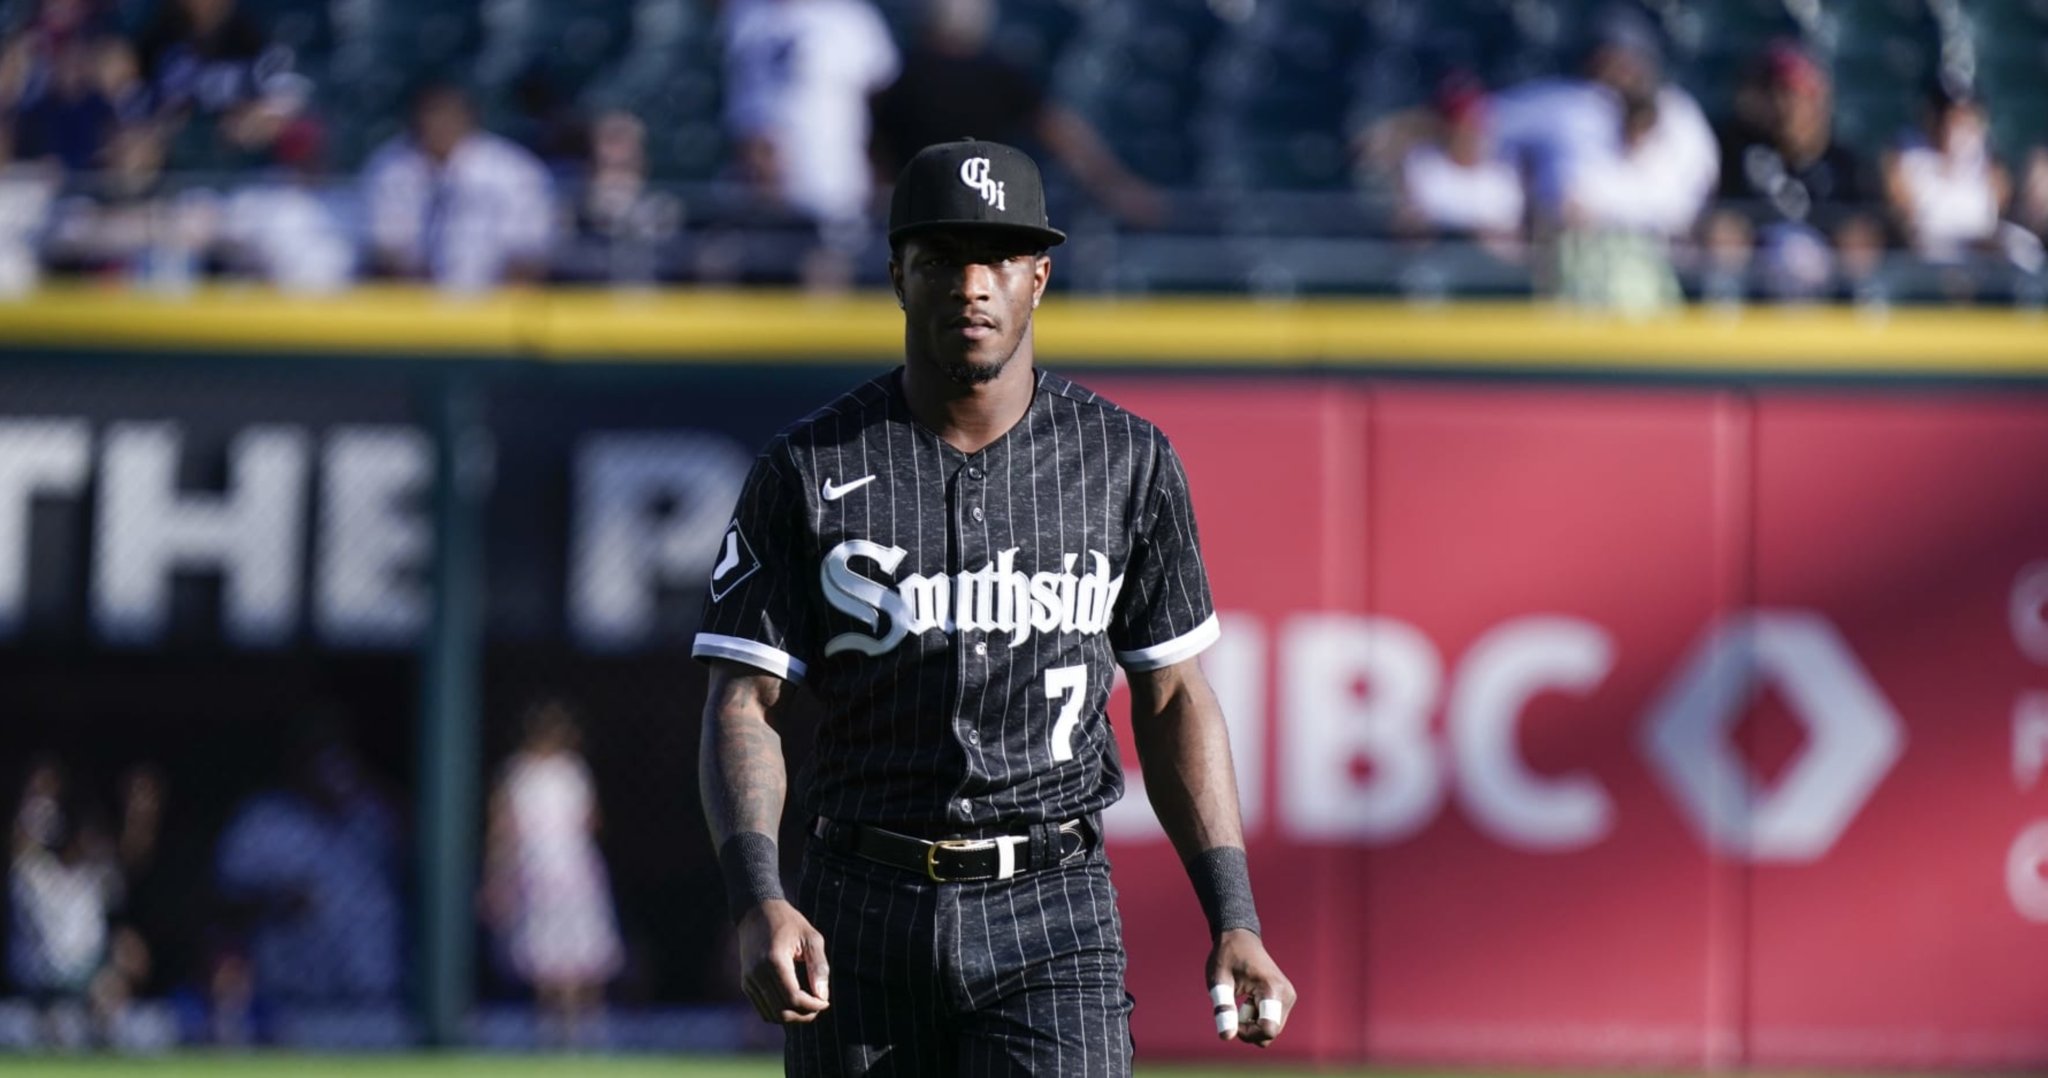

{"left": 786, "top": 836, "right": 1135, "bottom": 1077}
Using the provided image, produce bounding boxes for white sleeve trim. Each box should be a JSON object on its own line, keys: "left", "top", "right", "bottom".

{"left": 1116, "top": 614, "right": 1221, "bottom": 672}
{"left": 693, "top": 633, "right": 808, "bottom": 683}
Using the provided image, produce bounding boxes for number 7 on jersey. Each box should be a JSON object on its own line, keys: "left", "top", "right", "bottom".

{"left": 1045, "top": 665, "right": 1087, "bottom": 762}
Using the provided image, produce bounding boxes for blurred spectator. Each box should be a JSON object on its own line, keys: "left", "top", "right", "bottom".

{"left": 362, "top": 81, "right": 553, "bottom": 292}
{"left": 9, "top": 756, "right": 158, "bottom": 1048}
{"left": 1568, "top": 94, "right": 1671, "bottom": 230}
{"left": 214, "top": 712, "right": 403, "bottom": 1007}
{"left": 0, "top": 131, "right": 57, "bottom": 296}
{"left": 0, "top": 0, "right": 139, "bottom": 175}
{"left": 1394, "top": 77, "right": 1523, "bottom": 260}
{"left": 45, "top": 119, "right": 220, "bottom": 290}
{"left": 2021, "top": 147, "right": 2048, "bottom": 242}
{"left": 177, "top": 932, "right": 270, "bottom": 1045}
{"left": 12, "top": 755, "right": 65, "bottom": 847}
{"left": 1488, "top": 5, "right": 1716, "bottom": 235}
{"left": 10, "top": 30, "right": 120, "bottom": 173}
{"left": 567, "top": 108, "right": 680, "bottom": 285}
{"left": 722, "top": 0, "right": 899, "bottom": 287}
{"left": 507, "top": 63, "right": 590, "bottom": 169}
{"left": 870, "top": 0, "right": 1163, "bottom": 227}
{"left": 134, "top": 0, "right": 307, "bottom": 168}
{"left": 220, "top": 115, "right": 355, "bottom": 292}
{"left": 482, "top": 699, "right": 623, "bottom": 1048}
{"left": 1882, "top": 81, "right": 2031, "bottom": 269}
{"left": 1708, "top": 43, "right": 1883, "bottom": 300}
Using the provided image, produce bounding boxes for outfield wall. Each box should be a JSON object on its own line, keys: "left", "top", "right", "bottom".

{"left": 1094, "top": 380, "right": 2048, "bottom": 1069}
{"left": 2, "top": 292, "right": 2046, "bottom": 1066}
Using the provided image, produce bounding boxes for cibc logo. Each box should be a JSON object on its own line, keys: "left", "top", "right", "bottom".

{"left": 1642, "top": 613, "right": 1904, "bottom": 860}
{"left": 1107, "top": 609, "right": 1907, "bottom": 864}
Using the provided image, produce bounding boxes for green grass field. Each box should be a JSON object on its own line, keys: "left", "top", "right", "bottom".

{"left": 0, "top": 1054, "right": 1387, "bottom": 1077}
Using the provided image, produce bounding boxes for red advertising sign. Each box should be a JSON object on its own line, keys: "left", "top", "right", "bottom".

{"left": 1079, "top": 378, "right": 2048, "bottom": 1070}
{"left": 1746, "top": 397, "right": 2048, "bottom": 1069}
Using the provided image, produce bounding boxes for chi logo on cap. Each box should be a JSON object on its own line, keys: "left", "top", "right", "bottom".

{"left": 958, "top": 157, "right": 1006, "bottom": 211}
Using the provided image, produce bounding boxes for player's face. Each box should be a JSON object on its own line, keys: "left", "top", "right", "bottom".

{"left": 892, "top": 232, "right": 1051, "bottom": 386}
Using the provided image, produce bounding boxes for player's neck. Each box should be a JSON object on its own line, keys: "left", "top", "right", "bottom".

{"left": 899, "top": 352, "right": 1037, "bottom": 455}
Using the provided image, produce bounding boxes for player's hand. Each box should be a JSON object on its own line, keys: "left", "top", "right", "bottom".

{"left": 1207, "top": 928, "right": 1295, "bottom": 1047}
{"left": 736, "top": 898, "right": 831, "bottom": 1024}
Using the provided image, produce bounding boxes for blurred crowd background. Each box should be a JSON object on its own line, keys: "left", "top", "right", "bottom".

{"left": 0, "top": 0, "right": 2038, "bottom": 301}
{"left": 8, "top": 677, "right": 701, "bottom": 1051}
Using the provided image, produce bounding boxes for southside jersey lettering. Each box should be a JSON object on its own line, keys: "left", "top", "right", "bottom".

{"left": 693, "top": 369, "right": 1218, "bottom": 830}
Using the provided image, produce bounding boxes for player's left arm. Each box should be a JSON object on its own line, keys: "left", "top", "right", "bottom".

{"left": 1129, "top": 657, "right": 1296, "bottom": 1047}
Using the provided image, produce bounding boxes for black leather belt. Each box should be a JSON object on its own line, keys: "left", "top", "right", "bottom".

{"left": 813, "top": 817, "right": 1091, "bottom": 882}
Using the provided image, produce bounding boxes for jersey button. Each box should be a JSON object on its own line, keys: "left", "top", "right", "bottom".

{"left": 968, "top": 731, "right": 980, "bottom": 745}
{"left": 971, "top": 506, "right": 984, "bottom": 522}
{"left": 957, "top": 798, "right": 971, "bottom": 814}
{"left": 974, "top": 641, "right": 988, "bottom": 656}
{"left": 967, "top": 466, "right": 984, "bottom": 480}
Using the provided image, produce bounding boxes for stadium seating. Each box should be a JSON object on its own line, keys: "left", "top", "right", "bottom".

{"left": 8, "top": 0, "right": 2046, "bottom": 298}
{"left": 193, "top": 0, "right": 2043, "bottom": 186}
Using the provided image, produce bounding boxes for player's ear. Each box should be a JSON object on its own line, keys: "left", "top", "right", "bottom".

{"left": 1031, "top": 253, "right": 1051, "bottom": 308}
{"left": 889, "top": 257, "right": 905, "bottom": 309}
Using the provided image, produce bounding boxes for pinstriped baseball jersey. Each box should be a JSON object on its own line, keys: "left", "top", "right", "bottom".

{"left": 693, "top": 367, "right": 1218, "bottom": 830}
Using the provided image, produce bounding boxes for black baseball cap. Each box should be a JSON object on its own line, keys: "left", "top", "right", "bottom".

{"left": 888, "top": 137, "right": 1066, "bottom": 249}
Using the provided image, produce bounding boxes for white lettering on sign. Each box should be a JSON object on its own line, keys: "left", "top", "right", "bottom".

{"left": 0, "top": 419, "right": 90, "bottom": 638}
{"left": 1281, "top": 614, "right": 1444, "bottom": 843}
{"left": 1450, "top": 616, "right": 1617, "bottom": 851}
{"left": 2012, "top": 561, "right": 2048, "bottom": 664}
{"left": 569, "top": 432, "right": 752, "bottom": 650}
{"left": 2015, "top": 692, "right": 2048, "bottom": 793}
{"left": 1100, "top": 609, "right": 1903, "bottom": 864}
{"left": 317, "top": 427, "right": 431, "bottom": 646}
{"left": 94, "top": 422, "right": 309, "bottom": 647}
{"left": 2007, "top": 820, "right": 2048, "bottom": 922}
{"left": 0, "top": 417, "right": 762, "bottom": 651}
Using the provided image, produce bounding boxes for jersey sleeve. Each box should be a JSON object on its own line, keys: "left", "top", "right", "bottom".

{"left": 692, "top": 447, "right": 817, "bottom": 682}
{"left": 1110, "top": 436, "right": 1220, "bottom": 671}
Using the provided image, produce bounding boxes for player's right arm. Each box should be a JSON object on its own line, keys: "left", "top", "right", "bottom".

{"left": 700, "top": 660, "right": 830, "bottom": 1024}
{"left": 695, "top": 442, "right": 828, "bottom": 1025}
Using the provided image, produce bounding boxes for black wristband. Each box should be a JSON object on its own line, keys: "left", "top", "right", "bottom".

{"left": 717, "top": 831, "right": 786, "bottom": 921}
{"left": 1187, "top": 846, "right": 1261, "bottom": 939}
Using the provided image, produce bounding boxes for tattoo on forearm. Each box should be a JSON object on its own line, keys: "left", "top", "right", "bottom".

{"left": 700, "top": 676, "right": 790, "bottom": 843}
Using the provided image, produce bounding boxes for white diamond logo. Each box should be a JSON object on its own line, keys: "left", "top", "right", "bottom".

{"left": 1641, "top": 611, "right": 1905, "bottom": 862}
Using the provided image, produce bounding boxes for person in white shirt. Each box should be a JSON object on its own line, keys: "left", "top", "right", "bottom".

{"left": 361, "top": 82, "right": 554, "bottom": 293}
{"left": 1397, "top": 78, "right": 1525, "bottom": 260}
{"left": 1488, "top": 7, "right": 1717, "bottom": 236}
{"left": 222, "top": 117, "right": 356, "bottom": 293}
{"left": 1884, "top": 82, "right": 2012, "bottom": 265}
{"left": 1565, "top": 93, "right": 1715, "bottom": 235}
{"left": 723, "top": 0, "right": 899, "bottom": 242}
{"left": 11, "top": 766, "right": 119, "bottom": 1008}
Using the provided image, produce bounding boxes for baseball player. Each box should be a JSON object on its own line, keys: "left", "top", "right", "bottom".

{"left": 695, "top": 138, "right": 1294, "bottom": 1076}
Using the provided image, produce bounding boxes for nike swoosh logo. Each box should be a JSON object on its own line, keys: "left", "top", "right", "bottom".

{"left": 822, "top": 475, "right": 877, "bottom": 501}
